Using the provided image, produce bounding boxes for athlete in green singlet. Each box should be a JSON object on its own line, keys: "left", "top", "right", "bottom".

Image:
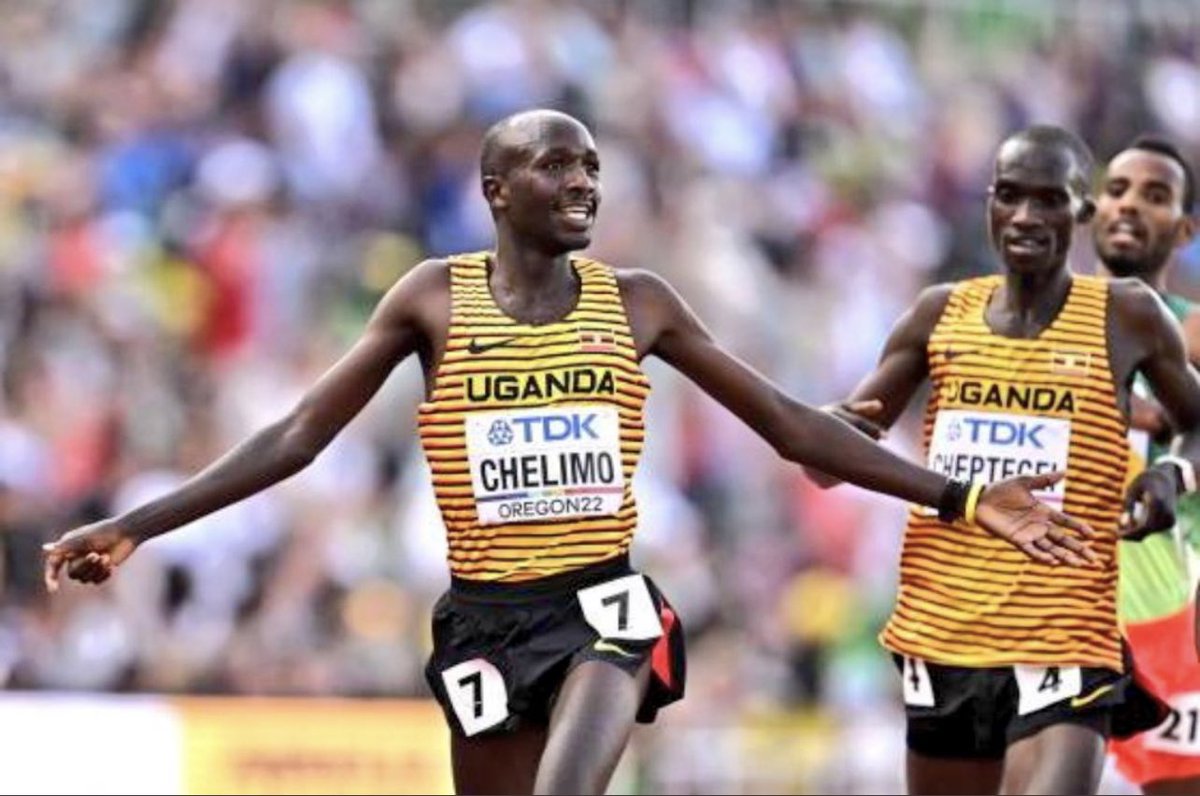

{"left": 1095, "top": 136, "right": 1200, "bottom": 796}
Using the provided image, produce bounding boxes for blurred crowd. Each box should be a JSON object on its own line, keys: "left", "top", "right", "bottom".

{"left": 1, "top": 0, "right": 1199, "bottom": 791}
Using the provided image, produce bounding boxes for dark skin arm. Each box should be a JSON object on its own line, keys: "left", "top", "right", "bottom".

{"left": 44, "top": 263, "right": 1096, "bottom": 588}
{"left": 1183, "top": 309, "right": 1200, "bottom": 364}
{"left": 619, "top": 271, "right": 1095, "bottom": 565}
{"left": 811, "top": 277, "right": 1200, "bottom": 542}
{"left": 1107, "top": 279, "right": 1200, "bottom": 539}
{"left": 803, "top": 284, "right": 955, "bottom": 487}
{"left": 1127, "top": 306, "right": 1200, "bottom": 440}
{"left": 43, "top": 259, "right": 452, "bottom": 590}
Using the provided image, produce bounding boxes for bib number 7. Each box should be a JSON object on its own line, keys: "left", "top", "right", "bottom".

{"left": 441, "top": 658, "right": 509, "bottom": 736}
{"left": 577, "top": 574, "right": 663, "bottom": 641}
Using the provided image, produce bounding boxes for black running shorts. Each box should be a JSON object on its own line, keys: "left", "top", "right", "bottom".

{"left": 425, "top": 554, "right": 686, "bottom": 737}
{"left": 893, "top": 652, "right": 1168, "bottom": 759}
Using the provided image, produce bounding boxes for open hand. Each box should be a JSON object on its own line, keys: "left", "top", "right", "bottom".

{"left": 974, "top": 471, "right": 1098, "bottom": 567}
{"left": 42, "top": 520, "right": 138, "bottom": 593}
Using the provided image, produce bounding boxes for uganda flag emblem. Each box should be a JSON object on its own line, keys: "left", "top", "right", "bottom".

{"left": 1051, "top": 349, "right": 1091, "bottom": 377}
{"left": 579, "top": 328, "right": 618, "bottom": 353}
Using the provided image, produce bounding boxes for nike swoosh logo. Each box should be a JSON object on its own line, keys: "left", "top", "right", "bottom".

{"left": 593, "top": 639, "right": 635, "bottom": 658}
{"left": 1070, "top": 683, "right": 1115, "bottom": 709}
{"left": 467, "top": 337, "right": 517, "bottom": 355}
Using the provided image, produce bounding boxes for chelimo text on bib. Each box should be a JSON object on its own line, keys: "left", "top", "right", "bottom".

{"left": 927, "top": 409, "right": 1070, "bottom": 507}
{"left": 466, "top": 405, "right": 625, "bottom": 525}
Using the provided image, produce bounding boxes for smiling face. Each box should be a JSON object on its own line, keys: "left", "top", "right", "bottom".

{"left": 483, "top": 114, "right": 601, "bottom": 255}
{"left": 987, "top": 138, "right": 1088, "bottom": 276}
{"left": 1093, "top": 148, "right": 1191, "bottom": 280}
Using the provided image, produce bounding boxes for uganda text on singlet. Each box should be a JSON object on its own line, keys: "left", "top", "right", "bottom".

{"left": 881, "top": 275, "right": 1128, "bottom": 671}
{"left": 418, "top": 252, "right": 649, "bottom": 582}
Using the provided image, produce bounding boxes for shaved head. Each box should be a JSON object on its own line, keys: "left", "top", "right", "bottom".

{"left": 478, "top": 108, "right": 601, "bottom": 252}
{"left": 996, "top": 125, "right": 1094, "bottom": 201}
{"left": 988, "top": 125, "right": 1096, "bottom": 273}
{"left": 481, "top": 109, "right": 592, "bottom": 179}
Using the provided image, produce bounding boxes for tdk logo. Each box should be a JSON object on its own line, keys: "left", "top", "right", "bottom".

{"left": 961, "top": 417, "right": 1045, "bottom": 448}
{"left": 506, "top": 413, "right": 599, "bottom": 444}
{"left": 487, "top": 420, "right": 514, "bottom": 446}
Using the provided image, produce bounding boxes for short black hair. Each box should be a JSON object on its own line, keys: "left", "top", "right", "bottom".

{"left": 1126, "top": 134, "right": 1195, "bottom": 213}
{"left": 1002, "top": 125, "right": 1095, "bottom": 198}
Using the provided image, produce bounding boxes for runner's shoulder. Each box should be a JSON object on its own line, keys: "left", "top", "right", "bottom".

{"left": 892, "top": 282, "right": 956, "bottom": 343}
{"left": 1107, "top": 276, "right": 1158, "bottom": 305}
{"left": 377, "top": 258, "right": 453, "bottom": 306}
{"left": 613, "top": 267, "right": 675, "bottom": 302}
{"left": 1107, "top": 277, "right": 1174, "bottom": 334}
{"left": 612, "top": 267, "right": 688, "bottom": 325}
{"left": 913, "top": 282, "right": 957, "bottom": 317}
{"left": 366, "top": 258, "right": 454, "bottom": 335}
{"left": 407, "top": 257, "right": 455, "bottom": 294}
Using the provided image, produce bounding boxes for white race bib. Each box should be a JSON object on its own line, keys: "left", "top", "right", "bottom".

{"left": 577, "top": 574, "right": 663, "bottom": 641}
{"left": 901, "top": 657, "right": 935, "bottom": 707}
{"left": 440, "top": 658, "right": 509, "bottom": 736}
{"left": 465, "top": 405, "right": 625, "bottom": 525}
{"left": 1014, "top": 664, "right": 1081, "bottom": 715}
{"left": 927, "top": 410, "right": 1071, "bottom": 511}
{"left": 1145, "top": 692, "right": 1200, "bottom": 756}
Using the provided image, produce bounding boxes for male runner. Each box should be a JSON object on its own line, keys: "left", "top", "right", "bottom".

{"left": 43, "top": 111, "right": 1093, "bottom": 796}
{"left": 814, "top": 126, "right": 1200, "bottom": 795}
{"left": 1094, "top": 136, "right": 1200, "bottom": 796}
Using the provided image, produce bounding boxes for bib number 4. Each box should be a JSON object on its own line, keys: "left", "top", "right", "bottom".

{"left": 1014, "top": 664, "right": 1081, "bottom": 715}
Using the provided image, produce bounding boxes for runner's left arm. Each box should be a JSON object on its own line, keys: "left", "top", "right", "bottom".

{"left": 1181, "top": 307, "right": 1200, "bottom": 367}
{"left": 618, "top": 269, "right": 1097, "bottom": 566}
{"left": 1116, "top": 284, "right": 1200, "bottom": 539}
{"left": 1128, "top": 305, "right": 1200, "bottom": 439}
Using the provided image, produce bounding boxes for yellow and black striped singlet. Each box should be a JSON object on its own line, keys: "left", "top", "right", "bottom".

{"left": 881, "top": 275, "right": 1128, "bottom": 671}
{"left": 417, "top": 252, "right": 649, "bottom": 583}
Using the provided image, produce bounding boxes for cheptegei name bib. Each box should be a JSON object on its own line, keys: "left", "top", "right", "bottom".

{"left": 466, "top": 405, "right": 625, "bottom": 525}
{"left": 926, "top": 409, "right": 1071, "bottom": 511}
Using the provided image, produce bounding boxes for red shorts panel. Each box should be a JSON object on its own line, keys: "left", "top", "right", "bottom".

{"left": 1110, "top": 602, "right": 1200, "bottom": 784}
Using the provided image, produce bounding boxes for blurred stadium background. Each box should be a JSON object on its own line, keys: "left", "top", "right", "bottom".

{"left": 2, "top": 0, "right": 1199, "bottom": 792}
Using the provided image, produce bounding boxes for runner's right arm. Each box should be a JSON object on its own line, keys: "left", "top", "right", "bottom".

{"left": 43, "top": 259, "right": 450, "bottom": 590}
{"left": 1113, "top": 282, "right": 1200, "bottom": 539}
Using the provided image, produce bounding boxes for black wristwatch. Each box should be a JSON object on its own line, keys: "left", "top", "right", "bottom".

{"left": 937, "top": 478, "right": 972, "bottom": 523}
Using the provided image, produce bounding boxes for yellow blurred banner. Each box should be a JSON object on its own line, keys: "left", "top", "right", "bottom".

{"left": 173, "top": 697, "right": 452, "bottom": 795}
